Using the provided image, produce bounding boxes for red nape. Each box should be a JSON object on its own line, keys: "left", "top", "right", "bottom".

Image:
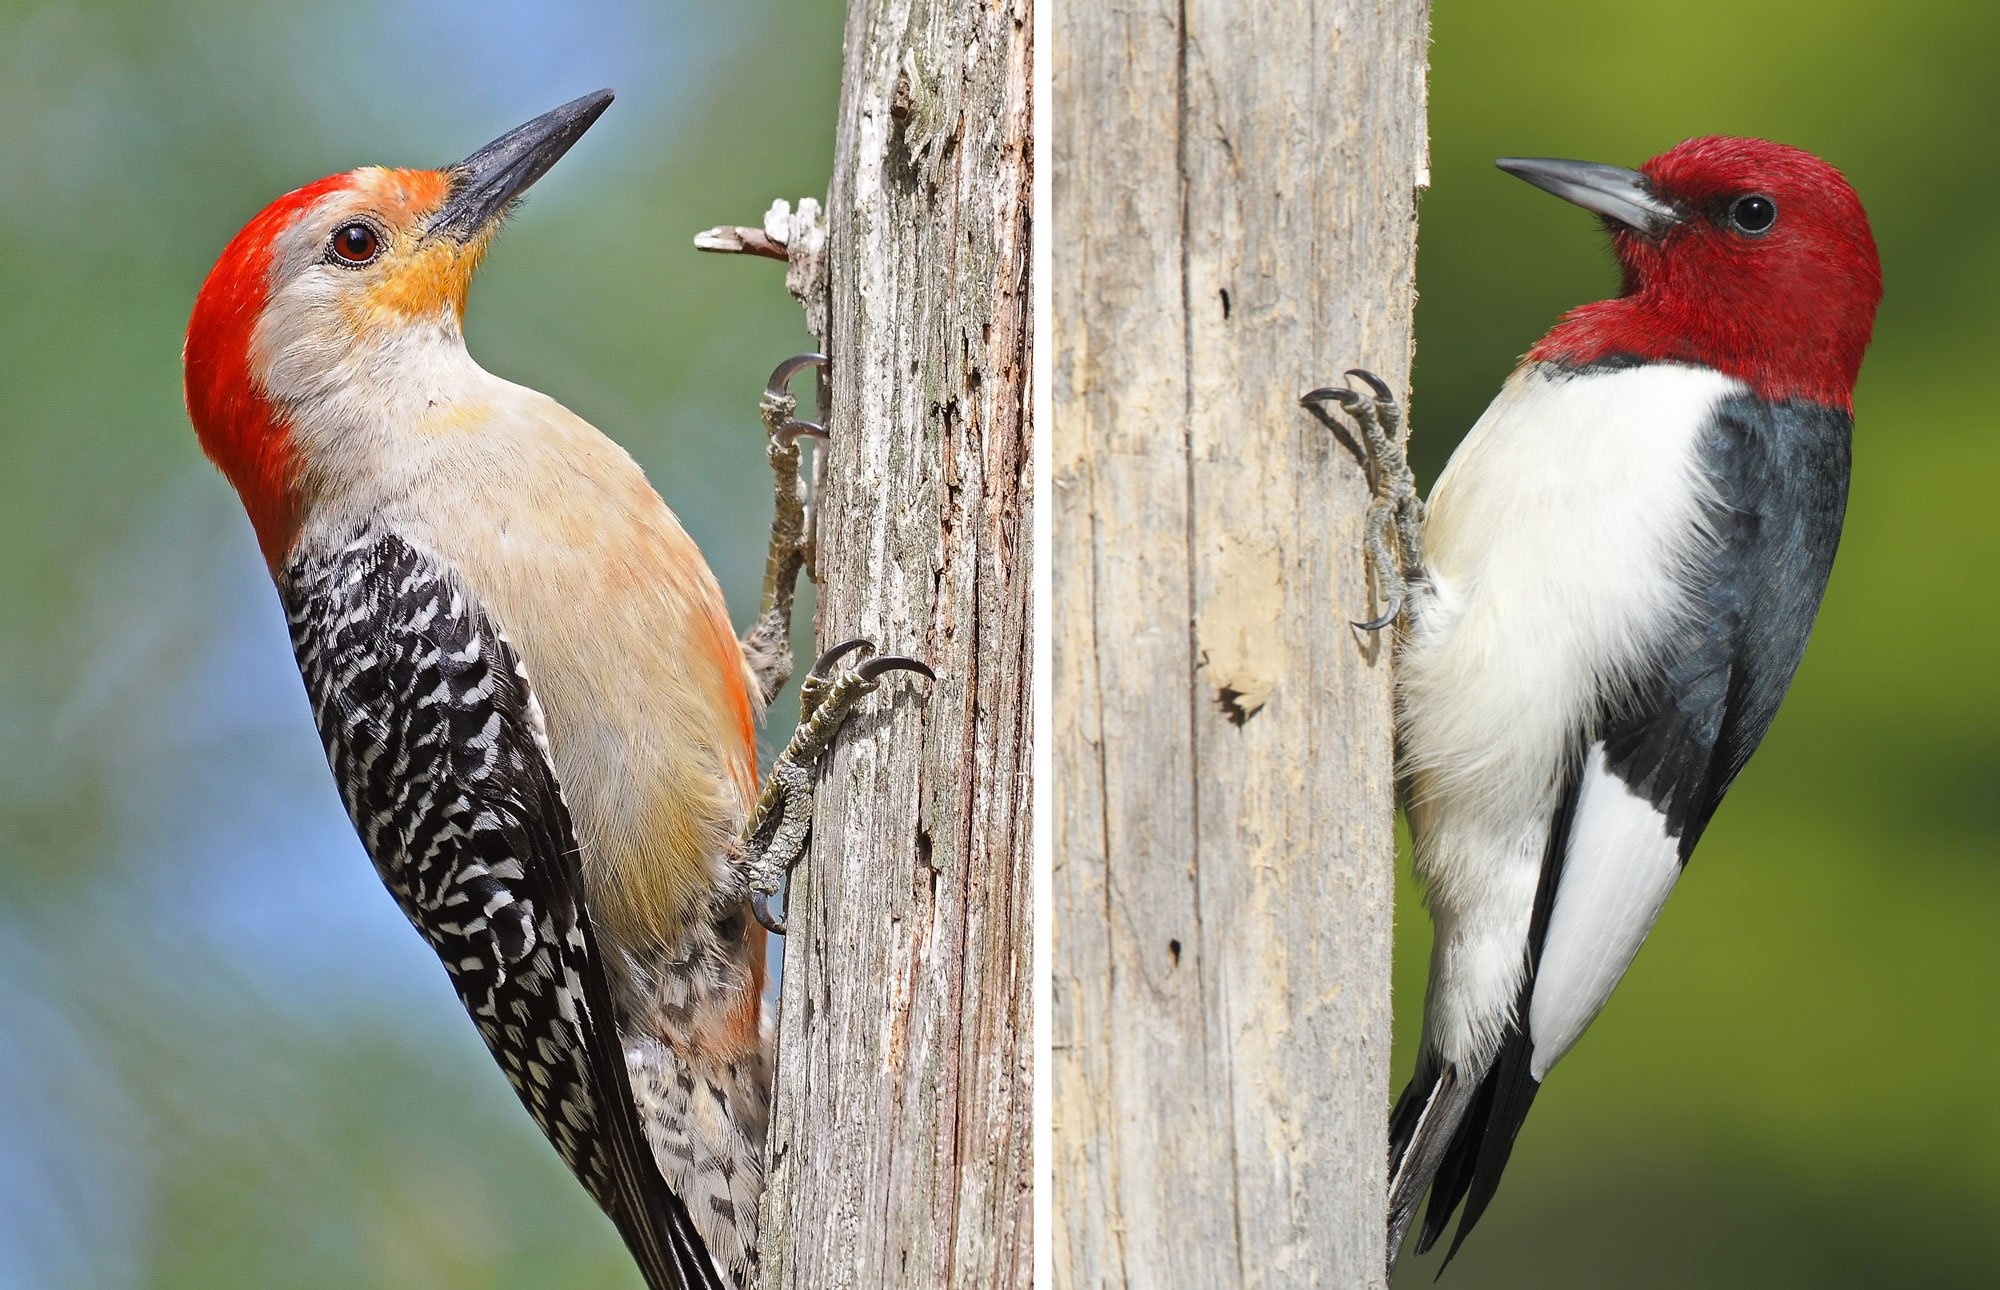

{"left": 183, "top": 173, "right": 354, "bottom": 568}
{"left": 1529, "top": 136, "right": 1881, "bottom": 412}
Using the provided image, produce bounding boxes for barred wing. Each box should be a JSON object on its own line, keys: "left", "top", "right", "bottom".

{"left": 282, "top": 530, "right": 724, "bottom": 1290}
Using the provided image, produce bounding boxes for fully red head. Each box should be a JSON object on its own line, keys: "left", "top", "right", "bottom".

{"left": 183, "top": 90, "right": 613, "bottom": 567}
{"left": 1502, "top": 137, "right": 1881, "bottom": 410}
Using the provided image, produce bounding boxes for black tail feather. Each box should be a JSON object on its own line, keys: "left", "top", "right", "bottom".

{"left": 1427, "top": 1027, "right": 1542, "bottom": 1270}
{"left": 1386, "top": 1055, "right": 1448, "bottom": 1266}
{"left": 1413, "top": 1064, "right": 1493, "bottom": 1256}
{"left": 1387, "top": 1024, "right": 1544, "bottom": 1280}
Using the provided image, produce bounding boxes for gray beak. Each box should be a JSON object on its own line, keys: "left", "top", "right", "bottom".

{"left": 431, "top": 89, "right": 615, "bottom": 242}
{"left": 1495, "top": 156, "right": 1682, "bottom": 236}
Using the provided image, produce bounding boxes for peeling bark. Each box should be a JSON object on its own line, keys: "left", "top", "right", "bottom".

{"left": 756, "top": 1, "right": 1034, "bottom": 1287}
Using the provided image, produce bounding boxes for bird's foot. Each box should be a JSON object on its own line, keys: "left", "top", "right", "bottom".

{"left": 741, "top": 353, "right": 830, "bottom": 707}
{"left": 1300, "top": 369, "right": 1426, "bottom": 631}
{"left": 743, "top": 638, "right": 934, "bottom": 934}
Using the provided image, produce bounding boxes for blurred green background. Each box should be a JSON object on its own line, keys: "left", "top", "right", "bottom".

{"left": 0, "top": 1, "right": 837, "bottom": 1286}
{"left": 1394, "top": 2, "right": 2000, "bottom": 1286}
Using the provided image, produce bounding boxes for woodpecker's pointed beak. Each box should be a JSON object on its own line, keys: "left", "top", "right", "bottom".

{"left": 1495, "top": 156, "right": 1682, "bottom": 237}
{"left": 430, "top": 89, "right": 615, "bottom": 242}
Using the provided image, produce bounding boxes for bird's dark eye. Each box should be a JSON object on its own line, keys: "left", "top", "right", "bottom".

{"left": 1728, "top": 194, "right": 1777, "bottom": 235}
{"left": 329, "top": 223, "right": 381, "bottom": 265}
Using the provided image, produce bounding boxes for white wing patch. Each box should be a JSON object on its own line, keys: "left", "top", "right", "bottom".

{"left": 1527, "top": 743, "right": 1684, "bottom": 1079}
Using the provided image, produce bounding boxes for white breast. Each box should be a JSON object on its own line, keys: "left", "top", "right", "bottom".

{"left": 1400, "top": 360, "right": 1740, "bottom": 1069}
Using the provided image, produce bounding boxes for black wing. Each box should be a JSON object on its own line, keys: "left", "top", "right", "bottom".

{"left": 283, "top": 530, "right": 724, "bottom": 1290}
{"left": 1394, "top": 395, "right": 1852, "bottom": 1267}
{"left": 1600, "top": 394, "right": 1852, "bottom": 853}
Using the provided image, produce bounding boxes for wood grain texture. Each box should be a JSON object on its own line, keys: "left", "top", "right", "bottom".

{"left": 756, "top": 1, "right": 1033, "bottom": 1287}
{"left": 1052, "top": 1, "right": 1429, "bottom": 1286}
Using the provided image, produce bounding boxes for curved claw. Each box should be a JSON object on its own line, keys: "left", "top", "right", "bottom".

{"left": 1299, "top": 385, "right": 1350, "bottom": 408}
{"left": 1307, "top": 385, "right": 1368, "bottom": 412}
{"left": 1352, "top": 594, "right": 1403, "bottom": 633}
{"left": 774, "top": 418, "right": 829, "bottom": 449}
{"left": 811, "top": 637, "right": 875, "bottom": 677}
{"left": 751, "top": 890, "right": 787, "bottom": 936}
{"left": 857, "top": 655, "right": 936, "bottom": 683}
{"left": 1344, "top": 368, "right": 1395, "bottom": 401}
{"left": 765, "top": 352, "right": 829, "bottom": 398}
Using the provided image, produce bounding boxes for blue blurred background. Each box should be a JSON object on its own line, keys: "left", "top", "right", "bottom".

{"left": 0, "top": 1, "right": 837, "bottom": 1285}
{"left": 1394, "top": 2, "right": 1999, "bottom": 1286}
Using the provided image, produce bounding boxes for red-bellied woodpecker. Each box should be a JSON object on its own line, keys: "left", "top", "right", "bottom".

{"left": 1304, "top": 136, "right": 1880, "bottom": 1275}
{"left": 182, "top": 89, "right": 927, "bottom": 1290}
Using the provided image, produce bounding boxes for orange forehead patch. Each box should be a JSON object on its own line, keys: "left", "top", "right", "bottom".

{"left": 352, "top": 166, "right": 452, "bottom": 222}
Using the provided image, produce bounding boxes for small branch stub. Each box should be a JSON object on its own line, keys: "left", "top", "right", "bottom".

{"left": 694, "top": 197, "right": 831, "bottom": 339}
{"left": 693, "top": 225, "right": 788, "bottom": 260}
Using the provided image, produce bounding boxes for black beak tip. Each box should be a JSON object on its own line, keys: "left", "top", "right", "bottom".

{"left": 433, "top": 89, "right": 620, "bottom": 240}
{"left": 572, "top": 87, "right": 616, "bottom": 127}
{"left": 517, "top": 87, "right": 617, "bottom": 155}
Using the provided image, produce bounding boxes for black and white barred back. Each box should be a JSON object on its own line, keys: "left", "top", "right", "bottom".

{"left": 282, "top": 529, "right": 726, "bottom": 1290}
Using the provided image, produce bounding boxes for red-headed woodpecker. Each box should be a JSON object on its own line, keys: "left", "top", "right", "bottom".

{"left": 1307, "top": 136, "right": 1881, "bottom": 1273}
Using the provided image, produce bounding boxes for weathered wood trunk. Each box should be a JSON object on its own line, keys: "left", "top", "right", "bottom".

{"left": 1051, "top": 1, "right": 1429, "bottom": 1286}
{"left": 756, "top": 1, "right": 1034, "bottom": 1287}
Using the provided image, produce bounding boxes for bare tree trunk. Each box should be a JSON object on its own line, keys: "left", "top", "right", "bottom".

{"left": 755, "top": 1, "right": 1034, "bottom": 1287}
{"left": 1052, "top": 2, "right": 1428, "bottom": 1287}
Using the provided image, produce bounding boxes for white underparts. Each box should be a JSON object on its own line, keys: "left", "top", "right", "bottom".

{"left": 1399, "top": 360, "right": 1741, "bottom": 1072}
